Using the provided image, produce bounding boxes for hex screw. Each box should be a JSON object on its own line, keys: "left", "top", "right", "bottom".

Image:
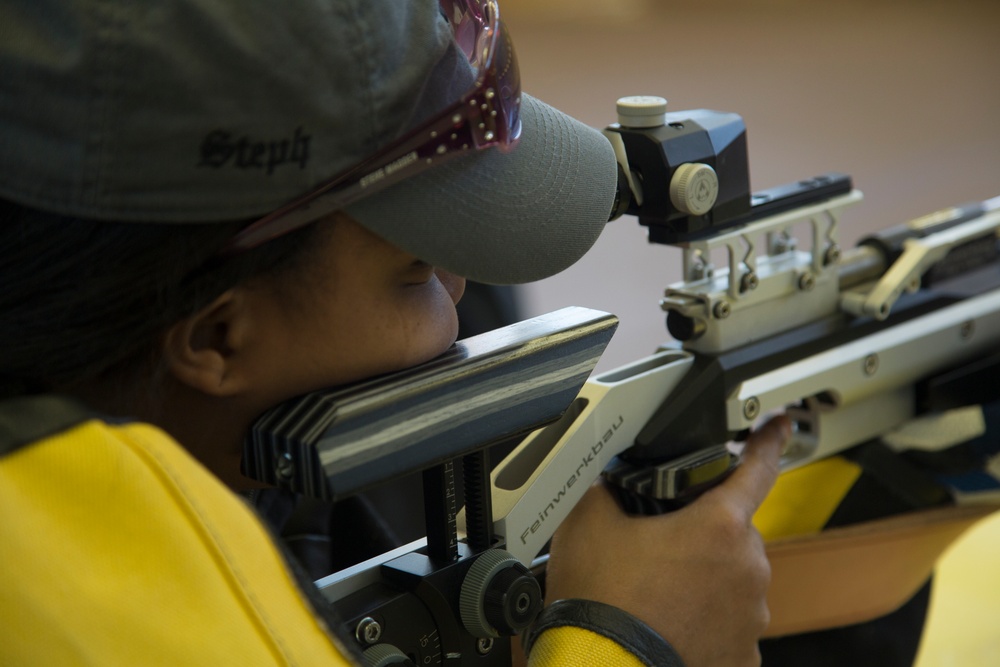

{"left": 713, "top": 301, "right": 732, "bottom": 319}
{"left": 771, "top": 235, "right": 797, "bottom": 254}
{"left": 355, "top": 617, "right": 382, "bottom": 645}
{"left": 741, "top": 272, "right": 759, "bottom": 293}
{"left": 275, "top": 452, "right": 294, "bottom": 481}
{"left": 690, "top": 263, "right": 711, "bottom": 281}
{"left": 824, "top": 244, "right": 842, "bottom": 266}
{"left": 743, "top": 396, "right": 761, "bottom": 421}
{"left": 798, "top": 273, "right": 816, "bottom": 291}
{"left": 863, "top": 354, "right": 879, "bottom": 376}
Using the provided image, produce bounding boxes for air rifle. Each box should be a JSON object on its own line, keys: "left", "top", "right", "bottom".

{"left": 242, "top": 95, "right": 1000, "bottom": 666}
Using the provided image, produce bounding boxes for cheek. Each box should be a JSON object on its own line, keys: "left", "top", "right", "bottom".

{"left": 309, "top": 273, "right": 464, "bottom": 388}
{"left": 391, "top": 274, "right": 463, "bottom": 360}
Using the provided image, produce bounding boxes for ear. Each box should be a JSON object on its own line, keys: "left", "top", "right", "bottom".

{"left": 161, "top": 288, "right": 253, "bottom": 397}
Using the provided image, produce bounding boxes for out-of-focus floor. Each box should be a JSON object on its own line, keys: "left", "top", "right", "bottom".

{"left": 503, "top": 1, "right": 1000, "bottom": 664}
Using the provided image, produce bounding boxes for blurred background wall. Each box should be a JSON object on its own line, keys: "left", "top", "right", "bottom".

{"left": 502, "top": 0, "right": 1000, "bottom": 373}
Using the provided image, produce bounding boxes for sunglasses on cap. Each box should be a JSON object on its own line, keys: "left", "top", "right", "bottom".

{"left": 220, "top": 0, "right": 521, "bottom": 255}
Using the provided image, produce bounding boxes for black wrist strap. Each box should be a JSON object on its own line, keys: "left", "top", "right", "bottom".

{"left": 523, "top": 599, "right": 686, "bottom": 667}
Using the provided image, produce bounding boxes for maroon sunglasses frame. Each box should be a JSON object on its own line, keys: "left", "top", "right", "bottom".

{"left": 220, "top": 0, "right": 521, "bottom": 255}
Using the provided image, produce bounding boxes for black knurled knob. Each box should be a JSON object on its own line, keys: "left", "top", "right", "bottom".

{"left": 482, "top": 563, "right": 543, "bottom": 635}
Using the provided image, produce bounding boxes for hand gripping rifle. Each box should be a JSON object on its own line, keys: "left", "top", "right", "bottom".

{"left": 241, "top": 96, "right": 1000, "bottom": 666}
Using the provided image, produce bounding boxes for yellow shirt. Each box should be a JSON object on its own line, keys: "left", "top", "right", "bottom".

{"left": 0, "top": 401, "right": 647, "bottom": 666}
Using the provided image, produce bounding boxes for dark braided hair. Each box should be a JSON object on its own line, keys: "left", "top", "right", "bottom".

{"left": 0, "top": 198, "right": 321, "bottom": 398}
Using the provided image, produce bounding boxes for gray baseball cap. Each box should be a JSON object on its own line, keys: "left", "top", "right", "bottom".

{"left": 0, "top": 0, "right": 617, "bottom": 284}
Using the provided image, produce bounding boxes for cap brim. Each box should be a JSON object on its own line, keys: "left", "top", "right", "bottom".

{"left": 346, "top": 94, "right": 618, "bottom": 285}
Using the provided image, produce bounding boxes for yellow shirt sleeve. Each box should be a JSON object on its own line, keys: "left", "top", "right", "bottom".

{"left": 527, "top": 625, "right": 647, "bottom": 666}
{"left": 0, "top": 418, "right": 356, "bottom": 666}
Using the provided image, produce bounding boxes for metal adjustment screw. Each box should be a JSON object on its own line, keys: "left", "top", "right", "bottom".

{"left": 670, "top": 163, "right": 720, "bottom": 216}
{"left": 713, "top": 301, "right": 732, "bottom": 319}
{"left": 740, "top": 272, "right": 759, "bottom": 293}
{"left": 863, "top": 354, "right": 879, "bottom": 376}
{"left": 960, "top": 320, "right": 975, "bottom": 339}
{"left": 798, "top": 272, "right": 816, "bottom": 291}
{"left": 355, "top": 617, "right": 382, "bottom": 645}
{"left": 771, "top": 235, "right": 797, "bottom": 254}
{"left": 275, "top": 452, "right": 294, "bottom": 481}
{"left": 743, "top": 396, "right": 761, "bottom": 421}
{"left": 690, "top": 262, "right": 713, "bottom": 281}
{"left": 824, "top": 244, "right": 842, "bottom": 266}
{"left": 616, "top": 95, "right": 668, "bottom": 128}
{"left": 477, "top": 638, "right": 494, "bottom": 655}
